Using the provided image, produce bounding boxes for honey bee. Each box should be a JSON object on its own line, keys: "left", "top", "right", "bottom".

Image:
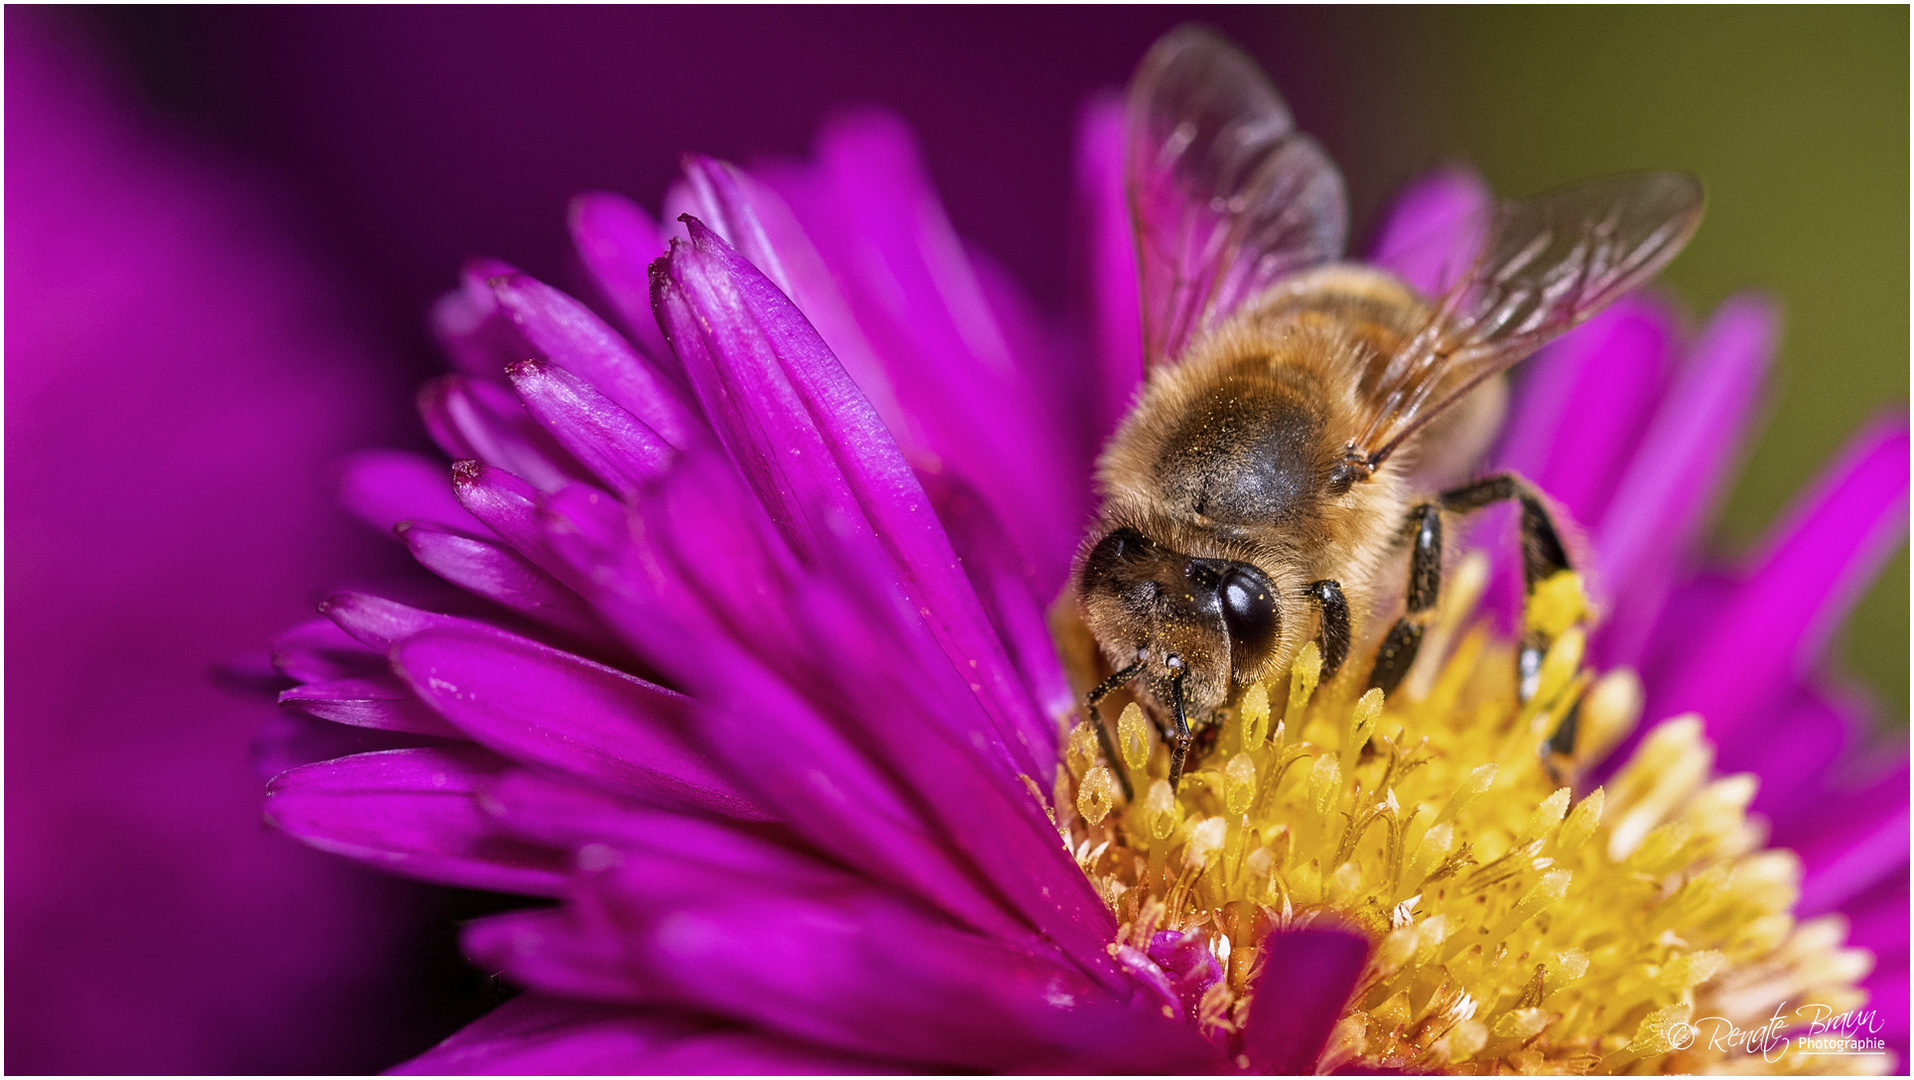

{"left": 1064, "top": 27, "right": 1703, "bottom": 792}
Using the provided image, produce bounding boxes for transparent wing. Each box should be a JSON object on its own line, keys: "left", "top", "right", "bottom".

{"left": 1351, "top": 173, "right": 1704, "bottom": 468}
{"left": 1127, "top": 26, "right": 1347, "bottom": 371}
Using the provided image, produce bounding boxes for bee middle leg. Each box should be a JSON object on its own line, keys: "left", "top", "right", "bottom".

{"left": 1368, "top": 474, "right": 1580, "bottom": 701}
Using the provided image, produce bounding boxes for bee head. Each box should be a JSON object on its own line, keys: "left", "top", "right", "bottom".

{"left": 1076, "top": 525, "right": 1284, "bottom": 713}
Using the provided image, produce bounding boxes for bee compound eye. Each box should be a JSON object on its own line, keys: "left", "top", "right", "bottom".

{"left": 1219, "top": 566, "right": 1280, "bottom": 662}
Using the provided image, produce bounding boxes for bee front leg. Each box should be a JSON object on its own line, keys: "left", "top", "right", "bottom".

{"left": 1166, "top": 664, "right": 1192, "bottom": 792}
{"left": 1368, "top": 503, "right": 1443, "bottom": 694}
{"left": 1085, "top": 659, "right": 1143, "bottom": 801}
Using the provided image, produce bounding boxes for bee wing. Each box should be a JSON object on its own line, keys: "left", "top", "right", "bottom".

{"left": 1353, "top": 173, "right": 1704, "bottom": 466}
{"left": 1127, "top": 26, "right": 1347, "bottom": 371}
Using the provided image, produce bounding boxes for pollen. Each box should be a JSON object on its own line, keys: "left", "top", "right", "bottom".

{"left": 1057, "top": 561, "right": 1880, "bottom": 1075}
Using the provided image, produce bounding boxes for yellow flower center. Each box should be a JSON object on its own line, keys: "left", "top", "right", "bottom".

{"left": 1054, "top": 554, "right": 1880, "bottom": 1074}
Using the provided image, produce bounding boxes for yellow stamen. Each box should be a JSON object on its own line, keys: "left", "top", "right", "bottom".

{"left": 1055, "top": 563, "right": 1879, "bottom": 1074}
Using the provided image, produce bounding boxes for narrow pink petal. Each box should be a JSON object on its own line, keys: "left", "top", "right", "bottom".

{"left": 1717, "top": 685, "right": 1863, "bottom": 824}
{"left": 670, "top": 155, "right": 915, "bottom": 451}
{"left": 450, "top": 459, "right": 579, "bottom": 588}
{"left": 505, "top": 358, "right": 675, "bottom": 496}
{"left": 466, "top": 868, "right": 1217, "bottom": 1072}
{"left": 397, "top": 521, "right": 610, "bottom": 646}
{"left": 391, "top": 624, "right": 773, "bottom": 821}
{"left": 1242, "top": 924, "right": 1371, "bottom": 1074}
{"left": 478, "top": 769, "right": 833, "bottom": 889}
{"left": 923, "top": 470, "right": 1075, "bottom": 727}
{"left": 418, "top": 373, "right": 586, "bottom": 492}
{"left": 1780, "top": 760, "right": 1911, "bottom": 918}
{"left": 264, "top": 746, "right": 569, "bottom": 896}
{"left": 318, "top": 591, "right": 462, "bottom": 652}
{"left": 491, "top": 271, "right": 700, "bottom": 450}
{"left": 337, "top": 448, "right": 483, "bottom": 536}
{"left": 270, "top": 617, "right": 384, "bottom": 682}
{"left": 429, "top": 257, "right": 534, "bottom": 380}
{"left": 278, "top": 674, "right": 463, "bottom": 738}
{"left": 671, "top": 636, "right": 1037, "bottom": 947}
{"left": 1367, "top": 167, "right": 1491, "bottom": 295}
{"left": 1593, "top": 296, "right": 1777, "bottom": 667}
{"left": 654, "top": 220, "right": 1054, "bottom": 779}
{"left": 567, "top": 192, "right": 674, "bottom": 365}
{"left": 1648, "top": 417, "right": 1909, "bottom": 742}
{"left": 775, "top": 553, "right": 1120, "bottom": 977}
{"left": 768, "top": 109, "right": 1082, "bottom": 594}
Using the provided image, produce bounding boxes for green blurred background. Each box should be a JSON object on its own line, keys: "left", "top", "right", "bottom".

{"left": 1274, "top": 7, "right": 1908, "bottom": 725}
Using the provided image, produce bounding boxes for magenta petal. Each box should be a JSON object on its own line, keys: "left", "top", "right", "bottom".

{"left": 319, "top": 591, "right": 462, "bottom": 652}
{"left": 264, "top": 746, "right": 569, "bottom": 896}
{"left": 1366, "top": 167, "right": 1490, "bottom": 295}
{"left": 568, "top": 192, "right": 675, "bottom": 366}
{"left": 338, "top": 448, "right": 483, "bottom": 536}
{"left": 772, "top": 563, "right": 1121, "bottom": 979}
{"left": 1593, "top": 296, "right": 1777, "bottom": 667}
{"left": 470, "top": 870, "right": 1213, "bottom": 1072}
{"left": 541, "top": 474, "right": 736, "bottom": 658}
{"left": 271, "top": 617, "right": 384, "bottom": 682}
{"left": 450, "top": 459, "right": 579, "bottom": 587}
{"left": 491, "top": 272, "right": 699, "bottom": 450}
{"left": 505, "top": 358, "right": 675, "bottom": 496}
{"left": 397, "top": 521, "right": 609, "bottom": 645}
{"left": 650, "top": 222, "right": 869, "bottom": 562}
{"left": 463, "top": 906, "right": 645, "bottom": 1005}
{"left": 675, "top": 642, "right": 1034, "bottom": 946}
{"left": 390, "top": 624, "right": 772, "bottom": 821}
{"left": 655, "top": 219, "right": 1054, "bottom": 779}
{"left": 429, "top": 257, "right": 535, "bottom": 380}
{"left": 1720, "top": 686, "right": 1862, "bottom": 823}
{"left": 767, "top": 110, "right": 1083, "bottom": 594}
{"left": 394, "top": 995, "right": 904, "bottom": 1075}
{"left": 278, "top": 674, "right": 463, "bottom": 738}
{"left": 478, "top": 769, "right": 831, "bottom": 887}
{"left": 1070, "top": 94, "right": 1144, "bottom": 453}
{"left": 923, "top": 470, "right": 1075, "bottom": 727}
{"left": 1799, "top": 801, "right": 1910, "bottom": 919}
{"left": 1784, "top": 760, "right": 1912, "bottom": 918}
{"left": 1496, "top": 296, "right": 1677, "bottom": 529}
{"left": 670, "top": 155, "right": 914, "bottom": 450}
{"left": 1242, "top": 925, "right": 1370, "bottom": 1074}
{"left": 1649, "top": 418, "right": 1909, "bottom": 741}
{"left": 418, "top": 373, "right": 586, "bottom": 492}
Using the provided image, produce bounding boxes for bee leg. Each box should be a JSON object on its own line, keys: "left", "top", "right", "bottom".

{"left": 1307, "top": 579, "right": 1351, "bottom": 679}
{"left": 1085, "top": 659, "right": 1143, "bottom": 801}
{"left": 1436, "top": 474, "right": 1577, "bottom": 703}
{"left": 1368, "top": 502, "right": 1443, "bottom": 694}
{"left": 1541, "top": 690, "right": 1584, "bottom": 786}
{"left": 1167, "top": 667, "right": 1193, "bottom": 792}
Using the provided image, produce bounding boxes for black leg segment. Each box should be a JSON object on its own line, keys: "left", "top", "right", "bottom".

{"left": 1367, "top": 503, "right": 1444, "bottom": 694}
{"left": 1167, "top": 668, "right": 1193, "bottom": 791}
{"left": 1308, "top": 579, "right": 1351, "bottom": 679}
{"left": 1435, "top": 473, "right": 1579, "bottom": 704}
{"left": 1084, "top": 659, "right": 1142, "bottom": 801}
